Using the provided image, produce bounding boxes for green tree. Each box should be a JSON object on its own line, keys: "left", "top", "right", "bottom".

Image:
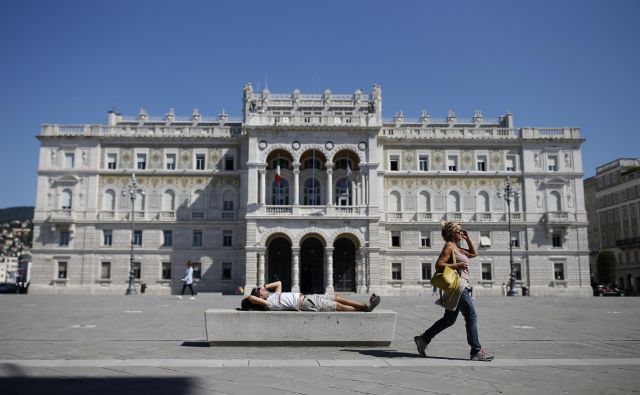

{"left": 597, "top": 250, "right": 617, "bottom": 286}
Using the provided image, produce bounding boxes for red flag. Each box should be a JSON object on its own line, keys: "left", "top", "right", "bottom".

{"left": 275, "top": 163, "right": 281, "bottom": 185}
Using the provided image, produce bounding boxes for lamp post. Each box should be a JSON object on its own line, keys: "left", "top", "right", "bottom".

{"left": 504, "top": 177, "right": 518, "bottom": 296}
{"left": 124, "top": 173, "right": 139, "bottom": 295}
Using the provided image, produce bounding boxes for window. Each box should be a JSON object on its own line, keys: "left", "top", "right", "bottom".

{"left": 133, "top": 230, "right": 143, "bottom": 246}
{"left": 420, "top": 231, "right": 431, "bottom": 247}
{"left": 192, "top": 230, "right": 203, "bottom": 247}
{"left": 391, "top": 231, "right": 401, "bottom": 247}
{"left": 57, "top": 261, "right": 68, "bottom": 279}
{"left": 421, "top": 263, "right": 432, "bottom": 280}
{"left": 107, "top": 153, "right": 117, "bottom": 169}
{"left": 166, "top": 153, "right": 176, "bottom": 170}
{"left": 192, "top": 262, "right": 202, "bottom": 279}
{"left": 162, "top": 230, "right": 173, "bottom": 247}
{"left": 222, "top": 262, "right": 232, "bottom": 280}
{"left": 195, "top": 154, "right": 205, "bottom": 170}
{"left": 552, "top": 232, "right": 562, "bottom": 248}
{"left": 101, "top": 262, "right": 111, "bottom": 280}
{"left": 548, "top": 155, "right": 558, "bottom": 172}
{"left": 510, "top": 231, "right": 520, "bottom": 248}
{"left": 103, "top": 230, "right": 113, "bottom": 246}
{"left": 554, "top": 262, "right": 564, "bottom": 280}
{"left": 59, "top": 230, "right": 70, "bottom": 246}
{"left": 476, "top": 155, "right": 487, "bottom": 172}
{"left": 224, "top": 155, "right": 234, "bottom": 170}
{"left": 481, "top": 263, "right": 492, "bottom": 280}
{"left": 479, "top": 231, "right": 491, "bottom": 248}
{"left": 136, "top": 153, "right": 147, "bottom": 170}
{"left": 390, "top": 155, "right": 399, "bottom": 171}
{"left": 513, "top": 262, "right": 522, "bottom": 281}
{"left": 447, "top": 155, "right": 458, "bottom": 171}
{"left": 132, "top": 262, "right": 141, "bottom": 279}
{"left": 223, "top": 230, "right": 233, "bottom": 247}
{"left": 223, "top": 200, "right": 234, "bottom": 211}
{"left": 64, "top": 153, "right": 75, "bottom": 169}
{"left": 161, "top": 262, "right": 171, "bottom": 280}
{"left": 391, "top": 263, "right": 402, "bottom": 280}
{"left": 506, "top": 155, "right": 516, "bottom": 172}
{"left": 419, "top": 155, "right": 429, "bottom": 171}
{"left": 61, "top": 189, "right": 73, "bottom": 210}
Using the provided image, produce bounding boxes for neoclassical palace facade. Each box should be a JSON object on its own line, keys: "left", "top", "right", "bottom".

{"left": 30, "top": 85, "right": 591, "bottom": 296}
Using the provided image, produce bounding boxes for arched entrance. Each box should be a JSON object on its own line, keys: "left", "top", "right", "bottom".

{"left": 333, "top": 237, "right": 356, "bottom": 292}
{"left": 267, "top": 237, "right": 292, "bottom": 291}
{"left": 300, "top": 237, "right": 324, "bottom": 294}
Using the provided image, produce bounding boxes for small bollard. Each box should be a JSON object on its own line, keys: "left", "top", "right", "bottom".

{"left": 141, "top": 283, "right": 147, "bottom": 293}
{"left": 521, "top": 285, "right": 529, "bottom": 296}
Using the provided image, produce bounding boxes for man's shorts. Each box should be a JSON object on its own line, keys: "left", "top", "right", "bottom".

{"left": 301, "top": 294, "right": 337, "bottom": 312}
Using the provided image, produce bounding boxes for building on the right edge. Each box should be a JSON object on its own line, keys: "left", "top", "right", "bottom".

{"left": 584, "top": 158, "right": 640, "bottom": 294}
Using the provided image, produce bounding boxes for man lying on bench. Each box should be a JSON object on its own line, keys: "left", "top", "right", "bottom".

{"left": 242, "top": 281, "right": 381, "bottom": 312}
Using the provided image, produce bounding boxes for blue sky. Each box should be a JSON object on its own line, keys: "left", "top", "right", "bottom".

{"left": 1, "top": 0, "right": 639, "bottom": 208}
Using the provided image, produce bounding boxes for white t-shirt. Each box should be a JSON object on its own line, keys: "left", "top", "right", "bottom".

{"left": 266, "top": 292, "right": 300, "bottom": 310}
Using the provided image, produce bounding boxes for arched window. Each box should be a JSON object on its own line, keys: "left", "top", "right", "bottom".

{"left": 271, "top": 158, "right": 290, "bottom": 170}
{"left": 334, "top": 158, "right": 353, "bottom": 170}
{"left": 302, "top": 159, "right": 322, "bottom": 170}
{"left": 61, "top": 189, "right": 73, "bottom": 210}
{"left": 272, "top": 179, "right": 289, "bottom": 205}
{"left": 550, "top": 191, "right": 562, "bottom": 211}
{"left": 192, "top": 190, "right": 205, "bottom": 209}
{"left": 447, "top": 191, "right": 460, "bottom": 212}
{"left": 303, "top": 178, "right": 321, "bottom": 205}
{"left": 335, "top": 177, "right": 352, "bottom": 206}
{"left": 103, "top": 189, "right": 116, "bottom": 211}
{"left": 388, "top": 191, "right": 401, "bottom": 212}
{"left": 477, "top": 191, "right": 490, "bottom": 212}
{"left": 134, "top": 191, "right": 145, "bottom": 211}
{"left": 223, "top": 190, "right": 235, "bottom": 211}
{"left": 417, "top": 191, "right": 431, "bottom": 212}
{"left": 162, "top": 190, "right": 175, "bottom": 211}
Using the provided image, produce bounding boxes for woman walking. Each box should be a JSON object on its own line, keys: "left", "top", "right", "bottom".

{"left": 177, "top": 260, "right": 195, "bottom": 300}
{"left": 414, "top": 221, "right": 494, "bottom": 361}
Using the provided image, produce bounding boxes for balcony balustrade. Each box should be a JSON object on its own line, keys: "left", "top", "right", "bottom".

{"left": 49, "top": 209, "right": 75, "bottom": 223}
{"left": 545, "top": 211, "right": 573, "bottom": 224}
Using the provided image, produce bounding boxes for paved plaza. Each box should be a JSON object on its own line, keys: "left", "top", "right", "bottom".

{"left": 1, "top": 293, "right": 639, "bottom": 394}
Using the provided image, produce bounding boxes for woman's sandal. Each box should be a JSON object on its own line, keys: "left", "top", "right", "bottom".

{"left": 367, "top": 294, "right": 381, "bottom": 312}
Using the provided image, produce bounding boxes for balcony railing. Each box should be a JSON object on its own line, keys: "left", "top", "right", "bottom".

{"left": 49, "top": 209, "right": 75, "bottom": 223}
{"left": 475, "top": 213, "right": 492, "bottom": 222}
{"left": 266, "top": 206, "right": 293, "bottom": 215}
{"left": 545, "top": 211, "right": 572, "bottom": 223}
{"left": 221, "top": 211, "right": 235, "bottom": 220}
{"left": 190, "top": 211, "right": 205, "bottom": 220}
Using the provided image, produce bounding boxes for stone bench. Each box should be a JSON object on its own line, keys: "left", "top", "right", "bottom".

{"left": 204, "top": 309, "right": 396, "bottom": 346}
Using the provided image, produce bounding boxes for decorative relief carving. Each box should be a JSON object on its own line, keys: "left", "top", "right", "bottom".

{"left": 404, "top": 152, "right": 413, "bottom": 164}
{"left": 121, "top": 149, "right": 132, "bottom": 167}
{"left": 462, "top": 151, "right": 473, "bottom": 169}
{"left": 150, "top": 149, "right": 162, "bottom": 167}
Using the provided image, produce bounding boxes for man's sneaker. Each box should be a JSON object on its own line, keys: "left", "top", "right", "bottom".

{"left": 176, "top": 295, "right": 182, "bottom": 300}
{"left": 414, "top": 336, "right": 428, "bottom": 358}
{"left": 470, "top": 349, "right": 494, "bottom": 361}
{"left": 189, "top": 296, "right": 196, "bottom": 300}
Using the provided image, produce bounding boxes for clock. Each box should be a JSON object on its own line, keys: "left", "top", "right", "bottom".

{"left": 292, "top": 141, "right": 301, "bottom": 150}
{"left": 258, "top": 140, "right": 267, "bottom": 150}
{"left": 358, "top": 141, "right": 367, "bottom": 151}
{"left": 325, "top": 141, "right": 334, "bottom": 150}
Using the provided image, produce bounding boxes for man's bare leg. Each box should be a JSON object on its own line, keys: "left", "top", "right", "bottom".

{"left": 335, "top": 295, "right": 367, "bottom": 311}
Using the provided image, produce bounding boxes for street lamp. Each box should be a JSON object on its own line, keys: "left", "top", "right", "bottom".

{"left": 504, "top": 176, "right": 518, "bottom": 296}
{"left": 123, "top": 173, "right": 142, "bottom": 295}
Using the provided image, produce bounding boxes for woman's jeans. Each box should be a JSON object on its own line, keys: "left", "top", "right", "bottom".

{"left": 181, "top": 283, "right": 194, "bottom": 296}
{"left": 421, "top": 288, "right": 481, "bottom": 355}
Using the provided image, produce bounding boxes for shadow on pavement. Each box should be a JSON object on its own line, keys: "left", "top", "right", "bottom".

{"left": 0, "top": 376, "right": 198, "bottom": 395}
{"left": 181, "top": 341, "right": 209, "bottom": 347}
{"left": 341, "top": 349, "right": 469, "bottom": 360}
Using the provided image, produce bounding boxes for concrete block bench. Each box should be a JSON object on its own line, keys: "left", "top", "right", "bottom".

{"left": 204, "top": 309, "right": 396, "bottom": 346}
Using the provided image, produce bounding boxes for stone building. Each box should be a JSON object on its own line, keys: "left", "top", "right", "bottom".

{"left": 584, "top": 158, "right": 640, "bottom": 293}
{"left": 30, "top": 84, "right": 591, "bottom": 296}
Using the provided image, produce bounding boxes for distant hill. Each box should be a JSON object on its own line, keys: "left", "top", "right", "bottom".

{"left": 0, "top": 206, "right": 34, "bottom": 223}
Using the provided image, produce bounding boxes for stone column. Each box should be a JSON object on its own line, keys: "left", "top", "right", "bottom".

{"left": 259, "top": 169, "right": 266, "bottom": 205}
{"left": 356, "top": 249, "right": 366, "bottom": 293}
{"left": 243, "top": 250, "right": 258, "bottom": 295}
{"left": 257, "top": 251, "right": 265, "bottom": 286}
{"left": 326, "top": 164, "right": 333, "bottom": 205}
{"left": 325, "top": 247, "right": 335, "bottom": 294}
{"left": 291, "top": 247, "right": 300, "bottom": 293}
{"left": 293, "top": 163, "right": 300, "bottom": 205}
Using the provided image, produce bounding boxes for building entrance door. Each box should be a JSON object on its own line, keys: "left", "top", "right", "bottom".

{"left": 300, "top": 238, "right": 324, "bottom": 294}
{"left": 333, "top": 238, "right": 356, "bottom": 292}
{"left": 267, "top": 237, "right": 292, "bottom": 291}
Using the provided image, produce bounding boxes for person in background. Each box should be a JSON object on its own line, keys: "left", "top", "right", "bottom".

{"left": 177, "top": 260, "right": 195, "bottom": 300}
